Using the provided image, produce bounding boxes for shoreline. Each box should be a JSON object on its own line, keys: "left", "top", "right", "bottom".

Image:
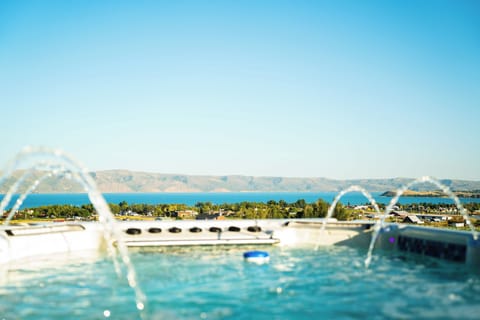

{"left": 380, "top": 190, "right": 480, "bottom": 198}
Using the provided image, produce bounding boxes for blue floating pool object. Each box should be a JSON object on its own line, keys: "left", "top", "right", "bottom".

{"left": 243, "top": 250, "right": 270, "bottom": 264}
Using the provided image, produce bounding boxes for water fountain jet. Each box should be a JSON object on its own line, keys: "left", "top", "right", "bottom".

{"left": 0, "top": 146, "right": 147, "bottom": 317}
{"left": 364, "top": 176, "right": 478, "bottom": 268}
{"left": 316, "top": 185, "right": 381, "bottom": 249}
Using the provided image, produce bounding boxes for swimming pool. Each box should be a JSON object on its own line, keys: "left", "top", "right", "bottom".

{"left": 1, "top": 148, "right": 479, "bottom": 319}
{"left": 1, "top": 245, "right": 479, "bottom": 319}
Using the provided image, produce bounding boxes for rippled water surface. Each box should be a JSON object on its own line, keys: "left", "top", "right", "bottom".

{"left": 1, "top": 246, "right": 480, "bottom": 319}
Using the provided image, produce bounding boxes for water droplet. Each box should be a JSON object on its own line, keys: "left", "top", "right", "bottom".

{"left": 448, "top": 293, "right": 460, "bottom": 301}
{"left": 103, "top": 310, "right": 111, "bottom": 317}
{"left": 136, "top": 302, "right": 145, "bottom": 310}
{"left": 127, "top": 273, "right": 136, "bottom": 287}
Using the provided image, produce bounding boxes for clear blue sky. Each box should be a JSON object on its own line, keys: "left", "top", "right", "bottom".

{"left": 1, "top": 0, "right": 479, "bottom": 180}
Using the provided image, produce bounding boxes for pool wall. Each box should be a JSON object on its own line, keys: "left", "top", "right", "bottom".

{"left": 1, "top": 219, "right": 479, "bottom": 270}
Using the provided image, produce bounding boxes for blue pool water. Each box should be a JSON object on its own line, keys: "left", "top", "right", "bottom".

{"left": 1, "top": 246, "right": 479, "bottom": 319}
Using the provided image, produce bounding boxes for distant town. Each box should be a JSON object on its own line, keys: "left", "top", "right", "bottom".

{"left": 4, "top": 199, "right": 480, "bottom": 231}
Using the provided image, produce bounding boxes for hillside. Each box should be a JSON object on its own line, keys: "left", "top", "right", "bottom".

{"left": 1, "top": 170, "right": 480, "bottom": 194}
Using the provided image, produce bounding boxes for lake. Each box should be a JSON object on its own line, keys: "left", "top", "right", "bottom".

{"left": 2, "top": 192, "right": 480, "bottom": 209}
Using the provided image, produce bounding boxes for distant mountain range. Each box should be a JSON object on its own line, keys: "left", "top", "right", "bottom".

{"left": 1, "top": 170, "right": 480, "bottom": 194}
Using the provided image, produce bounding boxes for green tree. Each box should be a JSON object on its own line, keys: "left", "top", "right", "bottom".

{"left": 294, "top": 199, "right": 306, "bottom": 209}
{"left": 304, "top": 205, "right": 314, "bottom": 218}
{"left": 313, "top": 199, "right": 329, "bottom": 218}
{"left": 332, "top": 203, "right": 349, "bottom": 220}
{"left": 109, "top": 203, "right": 121, "bottom": 215}
{"left": 119, "top": 201, "right": 129, "bottom": 211}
